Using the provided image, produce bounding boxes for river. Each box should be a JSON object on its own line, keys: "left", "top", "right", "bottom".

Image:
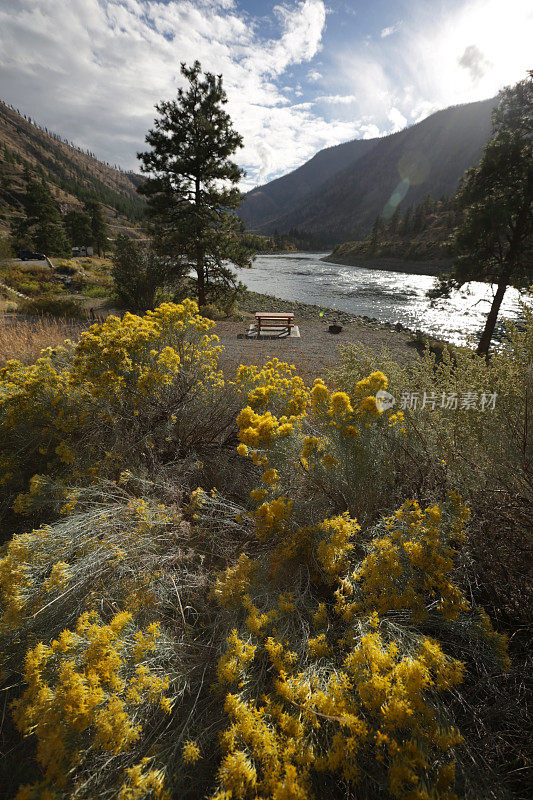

{"left": 235, "top": 252, "right": 526, "bottom": 345}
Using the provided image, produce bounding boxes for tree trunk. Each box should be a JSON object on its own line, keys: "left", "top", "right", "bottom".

{"left": 196, "top": 249, "right": 206, "bottom": 307}
{"left": 194, "top": 174, "right": 206, "bottom": 307}
{"left": 476, "top": 278, "right": 508, "bottom": 358}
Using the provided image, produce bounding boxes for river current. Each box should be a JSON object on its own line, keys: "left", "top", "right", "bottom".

{"left": 235, "top": 252, "right": 526, "bottom": 345}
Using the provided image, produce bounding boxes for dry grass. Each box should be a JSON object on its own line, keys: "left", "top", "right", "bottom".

{"left": 0, "top": 312, "right": 83, "bottom": 365}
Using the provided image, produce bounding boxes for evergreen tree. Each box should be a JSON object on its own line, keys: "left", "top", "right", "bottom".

{"left": 400, "top": 205, "right": 413, "bottom": 236}
{"left": 137, "top": 61, "right": 254, "bottom": 307}
{"left": 84, "top": 200, "right": 107, "bottom": 256}
{"left": 11, "top": 178, "right": 69, "bottom": 256}
{"left": 369, "top": 214, "right": 384, "bottom": 252}
{"left": 111, "top": 235, "right": 186, "bottom": 311}
{"left": 423, "top": 194, "right": 436, "bottom": 215}
{"left": 387, "top": 206, "right": 401, "bottom": 235}
{"left": 64, "top": 209, "right": 92, "bottom": 248}
{"left": 412, "top": 201, "right": 426, "bottom": 234}
{"left": 433, "top": 73, "right": 532, "bottom": 356}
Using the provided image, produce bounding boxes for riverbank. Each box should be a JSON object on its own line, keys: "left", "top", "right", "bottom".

{"left": 239, "top": 288, "right": 435, "bottom": 335}
{"left": 322, "top": 253, "right": 453, "bottom": 277}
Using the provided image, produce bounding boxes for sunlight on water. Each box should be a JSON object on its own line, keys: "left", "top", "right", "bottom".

{"left": 236, "top": 253, "right": 527, "bottom": 345}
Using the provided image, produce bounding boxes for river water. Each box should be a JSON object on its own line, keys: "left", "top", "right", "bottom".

{"left": 235, "top": 252, "right": 526, "bottom": 345}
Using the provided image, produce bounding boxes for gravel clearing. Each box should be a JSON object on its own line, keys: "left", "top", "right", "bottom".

{"left": 216, "top": 291, "right": 420, "bottom": 383}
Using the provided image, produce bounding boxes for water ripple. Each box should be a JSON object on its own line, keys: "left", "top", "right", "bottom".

{"left": 237, "top": 252, "right": 526, "bottom": 345}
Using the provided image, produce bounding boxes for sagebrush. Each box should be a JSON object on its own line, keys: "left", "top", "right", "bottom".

{"left": 0, "top": 301, "right": 530, "bottom": 800}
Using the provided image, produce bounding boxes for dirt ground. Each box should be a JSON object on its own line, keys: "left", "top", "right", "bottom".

{"left": 214, "top": 316, "right": 417, "bottom": 383}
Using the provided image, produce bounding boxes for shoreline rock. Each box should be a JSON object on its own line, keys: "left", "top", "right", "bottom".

{"left": 239, "top": 288, "right": 447, "bottom": 346}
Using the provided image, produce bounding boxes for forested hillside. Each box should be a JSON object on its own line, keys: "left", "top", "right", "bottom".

{"left": 241, "top": 98, "right": 495, "bottom": 245}
{"left": 0, "top": 101, "right": 145, "bottom": 237}
{"left": 326, "top": 194, "right": 461, "bottom": 268}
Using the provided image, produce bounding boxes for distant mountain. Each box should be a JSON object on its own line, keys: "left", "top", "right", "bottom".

{"left": 240, "top": 97, "right": 495, "bottom": 245}
{"left": 0, "top": 101, "right": 145, "bottom": 236}
{"left": 240, "top": 137, "right": 378, "bottom": 232}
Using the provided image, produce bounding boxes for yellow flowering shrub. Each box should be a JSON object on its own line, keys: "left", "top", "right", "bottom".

{"left": 200, "top": 361, "right": 510, "bottom": 800}
{"left": 208, "top": 482, "right": 492, "bottom": 800}
{"left": 339, "top": 494, "right": 472, "bottom": 623}
{"left": 0, "top": 319, "right": 516, "bottom": 800}
{"left": 0, "top": 301, "right": 226, "bottom": 536}
{"left": 12, "top": 611, "right": 172, "bottom": 798}
{"left": 235, "top": 365, "right": 404, "bottom": 528}
{"left": 0, "top": 489, "right": 181, "bottom": 645}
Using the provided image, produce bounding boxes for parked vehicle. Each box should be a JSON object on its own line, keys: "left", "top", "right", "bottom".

{"left": 18, "top": 249, "right": 47, "bottom": 261}
{"left": 71, "top": 246, "right": 93, "bottom": 257}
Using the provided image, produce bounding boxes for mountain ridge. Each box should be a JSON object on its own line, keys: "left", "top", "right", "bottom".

{"left": 240, "top": 136, "right": 379, "bottom": 231}
{"left": 240, "top": 97, "right": 496, "bottom": 245}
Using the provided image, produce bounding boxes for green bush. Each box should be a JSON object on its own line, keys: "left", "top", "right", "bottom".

{"left": 19, "top": 296, "right": 85, "bottom": 317}
{"left": 54, "top": 261, "right": 77, "bottom": 276}
{"left": 198, "top": 302, "right": 224, "bottom": 320}
{"left": 111, "top": 236, "right": 187, "bottom": 311}
{"left": 81, "top": 284, "right": 109, "bottom": 298}
{"left": 329, "top": 308, "right": 532, "bottom": 502}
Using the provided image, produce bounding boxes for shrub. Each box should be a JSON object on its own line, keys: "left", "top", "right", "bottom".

{"left": 54, "top": 261, "right": 78, "bottom": 276}
{"left": 329, "top": 308, "right": 532, "bottom": 503}
{"left": 111, "top": 236, "right": 187, "bottom": 311}
{"left": 0, "top": 301, "right": 234, "bottom": 537}
{"left": 19, "top": 296, "right": 85, "bottom": 317}
{"left": 82, "top": 283, "right": 109, "bottom": 298}
{"left": 0, "top": 304, "right": 524, "bottom": 800}
{"left": 199, "top": 303, "right": 224, "bottom": 320}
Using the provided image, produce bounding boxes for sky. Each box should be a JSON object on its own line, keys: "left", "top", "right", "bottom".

{"left": 0, "top": 0, "right": 531, "bottom": 190}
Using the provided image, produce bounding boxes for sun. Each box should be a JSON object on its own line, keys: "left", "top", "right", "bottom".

{"left": 439, "top": 0, "right": 533, "bottom": 99}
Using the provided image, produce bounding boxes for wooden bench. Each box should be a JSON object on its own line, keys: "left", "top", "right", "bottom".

{"left": 254, "top": 311, "right": 295, "bottom": 337}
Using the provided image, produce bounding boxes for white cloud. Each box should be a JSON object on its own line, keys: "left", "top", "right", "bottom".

{"left": 458, "top": 44, "right": 492, "bottom": 82}
{"left": 0, "top": 0, "right": 340, "bottom": 188}
{"left": 315, "top": 94, "right": 357, "bottom": 104}
{"left": 333, "top": 0, "right": 532, "bottom": 134}
{"left": 380, "top": 22, "right": 402, "bottom": 38}
{"left": 387, "top": 106, "right": 407, "bottom": 132}
{"left": 307, "top": 69, "right": 322, "bottom": 81}
{"left": 359, "top": 123, "right": 381, "bottom": 139}
{"left": 255, "top": 0, "right": 326, "bottom": 76}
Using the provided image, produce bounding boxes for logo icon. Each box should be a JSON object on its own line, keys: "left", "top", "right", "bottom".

{"left": 376, "top": 389, "right": 395, "bottom": 412}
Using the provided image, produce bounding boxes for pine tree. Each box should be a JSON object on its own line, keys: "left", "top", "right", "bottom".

{"left": 64, "top": 209, "right": 93, "bottom": 248}
{"left": 387, "top": 206, "right": 401, "bottom": 235}
{"left": 412, "top": 201, "right": 425, "bottom": 234}
{"left": 11, "top": 178, "right": 69, "bottom": 256}
{"left": 400, "top": 205, "right": 413, "bottom": 236}
{"left": 369, "top": 214, "right": 384, "bottom": 252}
{"left": 137, "top": 61, "right": 254, "bottom": 307}
{"left": 84, "top": 200, "right": 107, "bottom": 256}
{"left": 437, "top": 73, "right": 532, "bottom": 356}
